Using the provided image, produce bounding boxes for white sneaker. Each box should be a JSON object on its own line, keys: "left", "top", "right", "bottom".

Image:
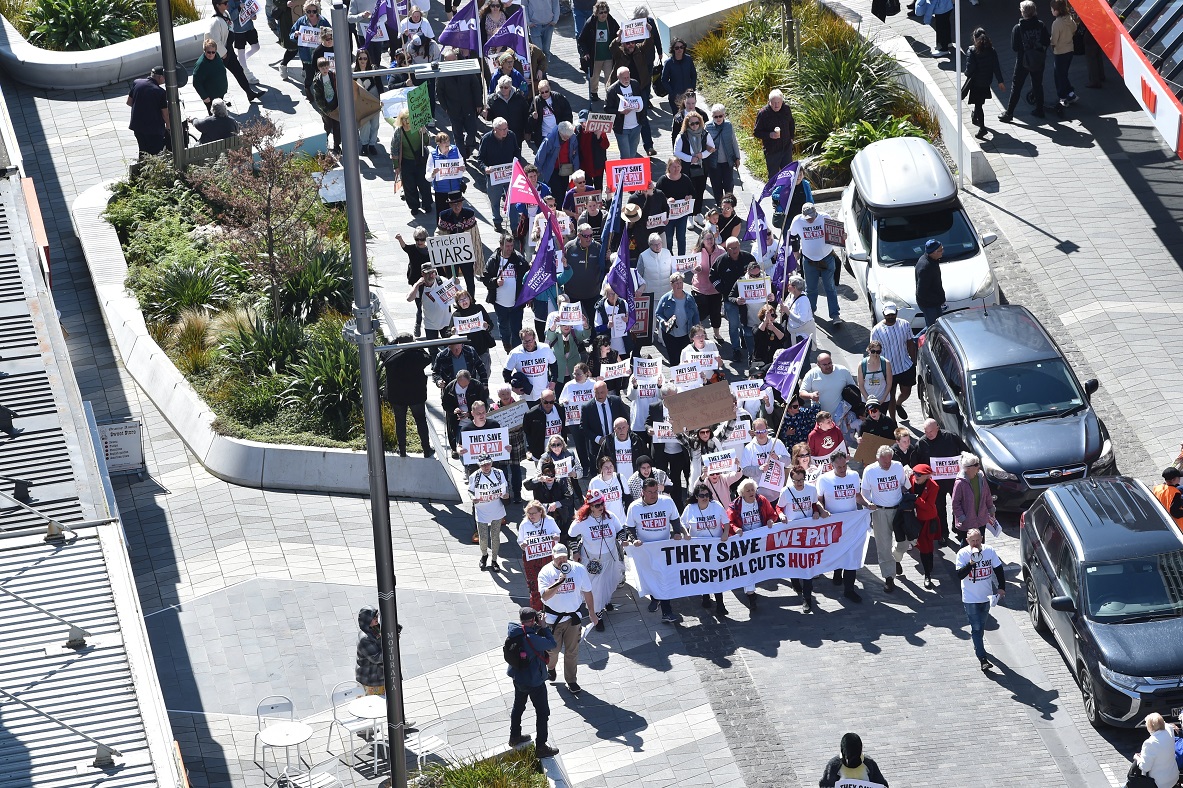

{"left": 931, "top": 48, "right": 946, "bottom": 56}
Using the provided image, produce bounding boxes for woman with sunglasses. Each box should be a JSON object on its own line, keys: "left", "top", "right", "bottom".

{"left": 655, "top": 157, "right": 694, "bottom": 255}
{"left": 681, "top": 482, "right": 729, "bottom": 614}
{"left": 354, "top": 50, "right": 383, "bottom": 155}
{"left": 858, "top": 340, "right": 893, "bottom": 407}
{"left": 479, "top": 0, "right": 508, "bottom": 38}
{"left": 587, "top": 456, "right": 629, "bottom": 522}
{"left": 518, "top": 499, "right": 562, "bottom": 610}
{"left": 569, "top": 490, "right": 624, "bottom": 629}
{"left": 660, "top": 38, "right": 697, "bottom": 113}
{"left": 705, "top": 104, "right": 741, "bottom": 203}
{"left": 290, "top": 1, "right": 330, "bottom": 99}
{"left": 193, "top": 39, "right": 229, "bottom": 114}
{"left": 673, "top": 110, "right": 714, "bottom": 216}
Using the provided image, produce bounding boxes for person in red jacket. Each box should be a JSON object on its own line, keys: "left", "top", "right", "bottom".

{"left": 726, "top": 478, "right": 780, "bottom": 611}
{"left": 574, "top": 115, "right": 611, "bottom": 189}
{"left": 909, "top": 464, "right": 940, "bottom": 589}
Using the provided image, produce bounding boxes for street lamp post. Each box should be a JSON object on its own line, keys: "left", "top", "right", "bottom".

{"left": 955, "top": 0, "right": 964, "bottom": 189}
{"left": 155, "top": 0, "right": 186, "bottom": 168}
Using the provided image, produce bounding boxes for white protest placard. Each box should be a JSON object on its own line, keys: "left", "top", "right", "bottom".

{"left": 645, "top": 212, "right": 668, "bottom": 230}
{"left": 381, "top": 86, "right": 414, "bottom": 126}
{"left": 668, "top": 198, "right": 693, "bottom": 220}
{"left": 433, "top": 277, "right": 459, "bottom": 304}
{"left": 585, "top": 112, "right": 615, "bottom": 134}
{"left": 239, "top": 0, "right": 259, "bottom": 24}
{"left": 835, "top": 781, "right": 885, "bottom": 788}
{"left": 425, "top": 233, "right": 477, "bottom": 271}
{"left": 433, "top": 159, "right": 466, "bottom": 181}
{"left": 453, "top": 313, "right": 486, "bottom": 334}
{"left": 633, "top": 357, "right": 660, "bottom": 382}
{"left": 726, "top": 420, "right": 750, "bottom": 445}
{"left": 521, "top": 529, "right": 559, "bottom": 561}
{"left": 558, "top": 302, "right": 584, "bottom": 327}
{"left": 561, "top": 387, "right": 593, "bottom": 426}
{"left": 731, "top": 380, "right": 764, "bottom": 401}
{"left": 652, "top": 421, "right": 676, "bottom": 443}
{"left": 760, "top": 458, "right": 785, "bottom": 490}
{"left": 602, "top": 360, "right": 629, "bottom": 380}
{"left": 636, "top": 382, "right": 659, "bottom": 399}
{"left": 552, "top": 456, "right": 574, "bottom": 477}
{"left": 620, "top": 17, "right": 649, "bottom": 42}
{"left": 564, "top": 403, "right": 582, "bottom": 424}
{"left": 703, "top": 449, "right": 737, "bottom": 476}
{"left": 325, "top": 51, "right": 336, "bottom": 72}
{"left": 930, "top": 455, "right": 961, "bottom": 481}
{"left": 573, "top": 191, "right": 602, "bottom": 211}
{"left": 492, "top": 399, "right": 530, "bottom": 431}
{"left": 610, "top": 312, "right": 629, "bottom": 339}
{"left": 556, "top": 214, "right": 573, "bottom": 236}
{"left": 97, "top": 420, "right": 144, "bottom": 474}
{"left": 488, "top": 163, "right": 513, "bottom": 186}
{"left": 298, "top": 25, "right": 322, "bottom": 47}
{"left": 370, "top": 20, "right": 389, "bottom": 41}
{"left": 622, "top": 96, "right": 644, "bottom": 113}
{"left": 689, "top": 351, "right": 718, "bottom": 370}
{"left": 473, "top": 479, "right": 507, "bottom": 503}
{"left": 674, "top": 253, "right": 698, "bottom": 273}
{"left": 672, "top": 362, "right": 699, "bottom": 388}
{"left": 737, "top": 277, "right": 769, "bottom": 302}
{"left": 462, "top": 427, "right": 510, "bottom": 461}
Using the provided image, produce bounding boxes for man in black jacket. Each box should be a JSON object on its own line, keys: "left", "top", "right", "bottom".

{"left": 477, "top": 121, "right": 521, "bottom": 233}
{"left": 443, "top": 370, "right": 489, "bottom": 457}
{"left": 915, "top": 417, "right": 970, "bottom": 542}
{"left": 482, "top": 235, "right": 532, "bottom": 350}
{"left": 432, "top": 334, "right": 489, "bottom": 388}
{"left": 999, "top": 0, "right": 1051, "bottom": 122}
{"left": 437, "top": 46, "right": 486, "bottom": 157}
{"left": 523, "top": 390, "right": 568, "bottom": 458}
{"left": 382, "top": 334, "right": 435, "bottom": 457}
{"left": 595, "top": 417, "right": 651, "bottom": 479}
{"left": 717, "top": 237, "right": 757, "bottom": 363}
{"left": 530, "top": 81, "right": 574, "bottom": 141}
{"left": 914, "top": 239, "right": 946, "bottom": 328}
{"left": 580, "top": 380, "right": 629, "bottom": 469}
{"left": 485, "top": 78, "right": 530, "bottom": 155}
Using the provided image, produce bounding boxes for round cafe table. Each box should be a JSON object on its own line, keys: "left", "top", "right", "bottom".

{"left": 257, "top": 720, "right": 313, "bottom": 785}
{"left": 347, "top": 695, "right": 388, "bottom": 775}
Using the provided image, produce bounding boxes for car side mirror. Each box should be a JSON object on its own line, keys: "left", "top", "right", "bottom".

{"left": 848, "top": 251, "right": 869, "bottom": 262}
{"left": 981, "top": 231, "right": 998, "bottom": 247}
{"left": 1050, "top": 595, "right": 1076, "bottom": 613}
{"left": 941, "top": 399, "right": 957, "bottom": 414}
{"left": 1084, "top": 378, "right": 1099, "bottom": 396}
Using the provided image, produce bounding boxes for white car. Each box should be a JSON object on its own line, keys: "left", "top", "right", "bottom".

{"left": 837, "top": 137, "right": 999, "bottom": 332}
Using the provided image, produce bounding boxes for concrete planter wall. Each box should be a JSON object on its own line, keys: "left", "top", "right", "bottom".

{"left": 0, "top": 13, "right": 209, "bottom": 90}
{"left": 71, "top": 181, "right": 460, "bottom": 502}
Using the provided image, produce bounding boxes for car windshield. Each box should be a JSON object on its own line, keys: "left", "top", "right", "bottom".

{"left": 1084, "top": 551, "right": 1183, "bottom": 623}
{"left": 875, "top": 209, "right": 979, "bottom": 266}
{"left": 967, "top": 359, "right": 1085, "bottom": 424}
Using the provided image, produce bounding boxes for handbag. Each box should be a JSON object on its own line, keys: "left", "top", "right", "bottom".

{"left": 1072, "top": 24, "right": 1086, "bottom": 56}
{"left": 652, "top": 63, "right": 667, "bottom": 97}
{"left": 1126, "top": 762, "right": 1157, "bottom": 788}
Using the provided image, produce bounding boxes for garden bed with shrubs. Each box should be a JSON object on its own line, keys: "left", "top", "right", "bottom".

{"left": 103, "top": 122, "right": 415, "bottom": 452}
{"left": 412, "top": 745, "right": 549, "bottom": 788}
{"left": 693, "top": 0, "right": 940, "bottom": 186}
{"left": 0, "top": 0, "right": 199, "bottom": 51}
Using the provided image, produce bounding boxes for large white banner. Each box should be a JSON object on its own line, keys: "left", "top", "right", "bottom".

{"left": 626, "top": 510, "right": 871, "bottom": 598}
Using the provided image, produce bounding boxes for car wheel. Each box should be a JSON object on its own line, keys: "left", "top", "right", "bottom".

{"left": 1026, "top": 576, "right": 1049, "bottom": 634}
{"left": 1079, "top": 664, "right": 1103, "bottom": 729}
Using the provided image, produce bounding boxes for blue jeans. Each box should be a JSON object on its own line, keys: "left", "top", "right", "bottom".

{"left": 665, "top": 216, "right": 688, "bottom": 255}
{"left": 723, "top": 301, "right": 754, "bottom": 365}
{"left": 572, "top": 6, "right": 589, "bottom": 38}
{"left": 616, "top": 126, "right": 641, "bottom": 159}
{"left": 964, "top": 601, "right": 991, "bottom": 661}
{"left": 920, "top": 303, "right": 945, "bottom": 327}
{"left": 529, "top": 24, "right": 555, "bottom": 55}
{"left": 510, "top": 681, "right": 550, "bottom": 746}
{"left": 487, "top": 181, "right": 509, "bottom": 227}
{"left": 803, "top": 252, "right": 840, "bottom": 320}
{"left": 494, "top": 303, "right": 523, "bottom": 351}
{"left": 1053, "top": 51, "right": 1075, "bottom": 101}
{"left": 359, "top": 114, "right": 379, "bottom": 146}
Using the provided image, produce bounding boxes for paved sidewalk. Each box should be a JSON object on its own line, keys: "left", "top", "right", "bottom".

{"left": 4, "top": 0, "right": 1174, "bottom": 784}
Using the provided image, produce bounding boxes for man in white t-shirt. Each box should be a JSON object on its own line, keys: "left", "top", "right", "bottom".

{"left": 955, "top": 529, "right": 1005, "bottom": 671}
{"left": 788, "top": 202, "right": 841, "bottom": 325}
{"left": 468, "top": 455, "right": 509, "bottom": 571}
{"left": 740, "top": 418, "right": 790, "bottom": 501}
{"left": 816, "top": 450, "right": 869, "bottom": 603}
{"left": 505, "top": 328, "right": 558, "bottom": 403}
{"left": 537, "top": 543, "right": 598, "bottom": 693}
{"left": 800, "top": 353, "right": 856, "bottom": 416}
{"left": 625, "top": 478, "right": 686, "bottom": 623}
{"left": 860, "top": 445, "right": 907, "bottom": 592}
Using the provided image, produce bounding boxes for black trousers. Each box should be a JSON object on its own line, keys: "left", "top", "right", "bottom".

{"left": 694, "top": 291, "right": 723, "bottom": 330}
{"left": 664, "top": 449, "right": 691, "bottom": 509}
{"left": 510, "top": 681, "right": 550, "bottom": 746}
{"left": 223, "top": 52, "right": 253, "bottom": 95}
{"left": 1007, "top": 62, "right": 1044, "bottom": 113}
{"left": 935, "top": 479, "right": 954, "bottom": 538}
{"left": 392, "top": 402, "right": 430, "bottom": 453}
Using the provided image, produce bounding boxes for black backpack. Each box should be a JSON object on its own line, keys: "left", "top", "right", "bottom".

{"left": 503, "top": 632, "right": 531, "bottom": 671}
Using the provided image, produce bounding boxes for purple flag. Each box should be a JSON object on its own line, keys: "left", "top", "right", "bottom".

{"left": 483, "top": 7, "right": 528, "bottom": 63}
{"left": 743, "top": 198, "right": 769, "bottom": 260}
{"left": 770, "top": 243, "right": 798, "bottom": 301}
{"left": 515, "top": 220, "right": 559, "bottom": 307}
{"left": 597, "top": 178, "right": 625, "bottom": 275}
{"left": 760, "top": 161, "right": 800, "bottom": 210}
{"left": 364, "top": 0, "right": 389, "bottom": 46}
{"left": 438, "top": 0, "right": 480, "bottom": 50}
{"left": 605, "top": 223, "right": 636, "bottom": 330}
{"left": 762, "top": 335, "right": 812, "bottom": 398}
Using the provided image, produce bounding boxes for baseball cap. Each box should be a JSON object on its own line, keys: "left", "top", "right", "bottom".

{"left": 552, "top": 543, "right": 569, "bottom": 556}
{"left": 802, "top": 202, "right": 817, "bottom": 219}
{"left": 865, "top": 397, "right": 880, "bottom": 408}
{"left": 150, "top": 66, "right": 165, "bottom": 77}
{"left": 924, "top": 239, "right": 943, "bottom": 254}
{"left": 882, "top": 302, "right": 898, "bottom": 315}
{"left": 585, "top": 489, "right": 605, "bottom": 505}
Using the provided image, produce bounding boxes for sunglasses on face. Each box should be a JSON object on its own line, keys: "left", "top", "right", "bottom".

{"left": 591, "top": 502, "right": 604, "bottom": 508}
{"left": 579, "top": 233, "right": 593, "bottom": 238}
{"left": 688, "top": 121, "right": 701, "bottom": 127}
{"left": 205, "top": 48, "right": 217, "bottom": 53}
{"left": 696, "top": 492, "right": 711, "bottom": 498}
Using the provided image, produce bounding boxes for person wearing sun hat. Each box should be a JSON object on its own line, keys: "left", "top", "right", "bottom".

{"left": 907, "top": 463, "right": 941, "bottom": 589}
{"left": 569, "top": 489, "right": 624, "bottom": 628}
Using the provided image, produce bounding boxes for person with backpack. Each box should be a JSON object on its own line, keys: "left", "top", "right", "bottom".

{"left": 505, "top": 607, "right": 560, "bottom": 757}
{"left": 999, "top": 0, "right": 1051, "bottom": 122}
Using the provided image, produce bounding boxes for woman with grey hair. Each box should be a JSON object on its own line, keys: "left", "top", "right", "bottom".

{"left": 637, "top": 233, "right": 675, "bottom": 302}
{"left": 951, "top": 452, "right": 998, "bottom": 545}
{"left": 537, "top": 119, "right": 579, "bottom": 197}
{"left": 784, "top": 275, "right": 815, "bottom": 345}
{"left": 705, "top": 103, "right": 741, "bottom": 202}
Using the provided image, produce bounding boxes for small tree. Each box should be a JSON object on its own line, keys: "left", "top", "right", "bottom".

{"left": 190, "top": 119, "right": 336, "bottom": 319}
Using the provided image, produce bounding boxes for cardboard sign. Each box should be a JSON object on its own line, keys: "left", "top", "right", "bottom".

{"left": 674, "top": 253, "right": 698, "bottom": 273}
{"left": 432, "top": 159, "right": 466, "bottom": 181}
{"left": 492, "top": 399, "right": 530, "bottom": 431}
{"left": 406, "top": 82, "right": 433, "bottom": 130}
{"left": 239, "top": 0, "right": 259, "bottom": 24}
{"left": 737, "top": 277, "right": 769, "bottom": 302}
{"left": 823, "top": 217, "right": 847, "bottom": 246}
{"left": 297, "top": 24, "right": 322, "bottom": 47}
{"left": 930, "top": 455, "right": 962, "bottom": 481}
{"left": 672, "top": 363, "right": 699, "bottom": 388}
{"left": 557, "top": 303, "right": 584, "bottom": 327}
{"left": 553, "top": 456, "right": 574, "bottom": 477}
{"left": 488, "top": 163, "right": 513, "bottom": 186}
{"left": 573, "top": 192, "right": 602, "bottom": 211}
{"left": 602, "top": 360, "right": 629, "bottom": 380}
{"left": 426, "top": 233, "right": 477, "bottom": 270}
{"left": 652, "top": 421, "right": 676, "bottom": 442}
{"left": 731, "top": 380, "right": 763, "bottom": 401}
{"left": 606, "top": 158, "right": 652, "bottom": 193}
{"left": 633, "top": 357, "right": 660, "bottom": 382}
{"left": 462, "top": 427, "right": 510, "bottom": 461}
{"left": 665, "top": 382, "right": 736, "bottom": 433}
{"left": 703, "top": 449, "right": 737, "bottom": 475}
{"left": 668, "top": 198, "right": 693, "bottom": 221}
{"left": 328, "top": 81, "right": 383, "bottom": 124}
{"left": 620, "top": 17, "right": 649, "bottom": 42}
{"left": 689, "top": 350, "right": 718, "bottom": 370}
{"left": 453, "top": 313, "right": 486, "bottom": 334}
{"left": 852, "top": 433, "right": 895, "bottom": 466}
{"left": 645, "top": 212, "right": 668, "bottom": 230}
{"left": 585, "top": 112, "right": 615, "bottom": 134}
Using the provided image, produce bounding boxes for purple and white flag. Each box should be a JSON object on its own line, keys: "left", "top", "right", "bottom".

{"left": 605, "top": 223, "right": 636, "bottom": 330}
{"left": 760, "top": 161, "right": 801, "bottom": 211}
{"left": 770, "top": 242, "right": 798, "bottom": 301}
{"left": 515, "top": 220, "right": 560, "bottom": 307}
{"left": 483, "top": 7, "right": 528, "bottom": 63}
{"left": 364, "top": 0, "right": 389, "bottom": 46}
{"left": 762, "top": 335, "right": 812, "bottom": 398}
{"left": 438, "top": 0, "right": 480, "bottom": 50}
{"left": 743, "top": 198, "right": 769, "bottom": 260}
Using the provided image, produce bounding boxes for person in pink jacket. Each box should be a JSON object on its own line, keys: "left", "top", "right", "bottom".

{"left": 951, "top": 452, "right": 998, "bottom": 546}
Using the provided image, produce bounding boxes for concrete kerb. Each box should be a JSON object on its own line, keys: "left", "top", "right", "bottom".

{"left": 70, "top": 180, "right": 461, "bottom": 502}
{"left": 0, "top": 14, "right": 209, "bottom": 90}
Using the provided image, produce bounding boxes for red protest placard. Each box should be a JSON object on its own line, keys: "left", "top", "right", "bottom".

{"left": 605, "top": 158, "right": 652, "bottom": 193}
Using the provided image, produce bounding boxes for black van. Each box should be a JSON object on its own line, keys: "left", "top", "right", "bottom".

{"left": 1021, "top": 477, "right": 1183, "bottom": 727}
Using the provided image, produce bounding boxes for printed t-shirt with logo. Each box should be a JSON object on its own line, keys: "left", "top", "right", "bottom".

{"left": 818, "top": 469, "right": 862, "bottom": 513}
{"left": 542, "top": 406, "right": 563, "bottom": 437}
{"left": 738, "top": 498, "right": 764, "bottom": 531}
{"left": 495, "top": 256, "right": 518, "bottom": 308}
{"left": 611, "top": 436, "right": 635, "bottom": 477}
{"left": 517, "top": 516, "right": 561, "bottom": 562}
{"left": 626, "top": 496, "right": 682, "bottom": 543}
{"left": 569, "top": 513, "right": 622, "bottom": 557}
{"left": 860, "top": 462, "right": 906, "bottom": 508}
{"left": 506, "top": 343, "right": 557, "bottom": 402}
{"left": 588, "top": 474, "right": 627, "bottom": 522}
{"left": 956, "top": 545, "right": 1002, "bottom": 604}
{"left": 778, "top": 483, "right": 819, "bottom": 522}
{"left": 559, "top": 378, "right": 595, "bottom": 426}
{"left": 468, "top": 468, "right": 507, "bottom": 523}
{"left": 682, "top": 500, "right": 728, "bottom": 539}
{"left": 535, "top": 561, "right": 592, "bottom": 623}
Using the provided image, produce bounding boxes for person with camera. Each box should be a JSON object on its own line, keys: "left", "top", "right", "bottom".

{"left": 955, "top": 528, "right": 1005, "bottom": 672}
{"left": 506, "top": 606, "right": 560, "bottom": 757}
{"left": 536, "top": 543, "right": 598, "bottom": 695}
